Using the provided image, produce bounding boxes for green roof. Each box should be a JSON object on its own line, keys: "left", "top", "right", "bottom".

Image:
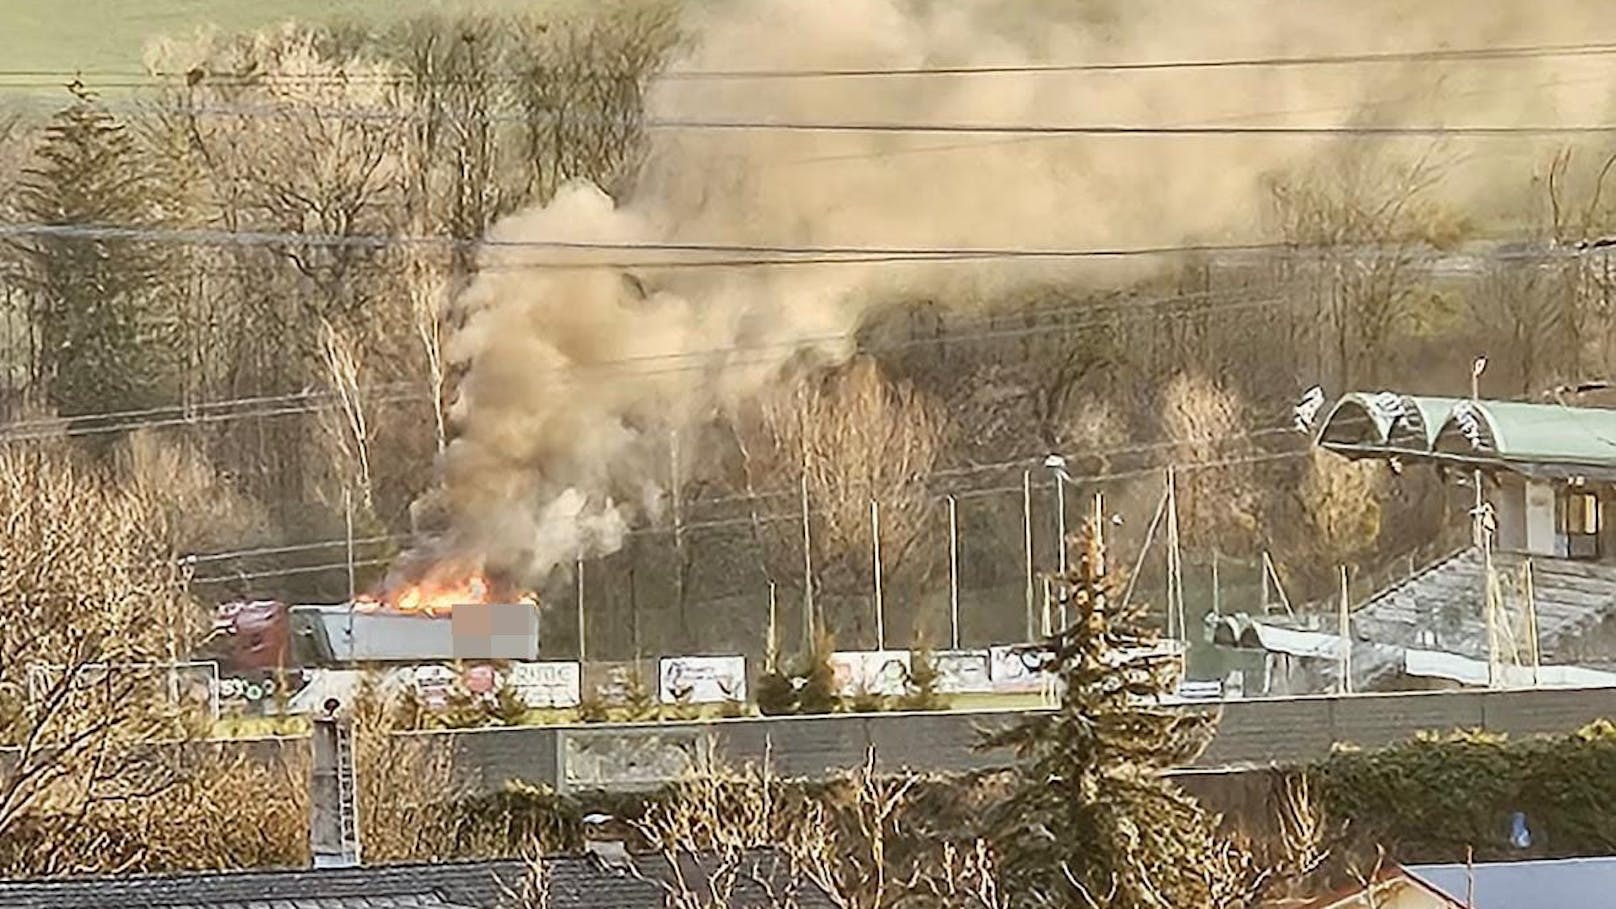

{"left": 1318, "top": 393, "right": 1616, "bottom": 475}
{"left": 1317, "top": 393, "right": 1457, "bottom": 452}
{"left": 1433, "top": 399, "right": 1616, "bottom": 467}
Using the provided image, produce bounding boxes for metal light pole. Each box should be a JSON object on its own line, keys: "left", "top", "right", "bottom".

{"left": 1022, "top": 470, "right": 1035, "bottom": 641}
{"left": 947, "top": 495, "right": 960, "bottom": 650}
{"left": 576, "top": 552, "right": 586, "bottom": 662}
{"left": 1044, "top": 454, "right": 1069, "bottom": 629}
{"left": 1045, "top": 454, "right": 1069, "bottom": 579}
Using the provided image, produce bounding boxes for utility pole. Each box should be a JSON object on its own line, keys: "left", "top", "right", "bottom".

{"left": 670, "top": 428, "right": 686, "bottom": 646}
{"left": 343, "top": 488, "right": 356, "bottom": 602}
{"left": 1045, "top": 454, "right": 1068, "bottom": 629}
{"left": 1471, "top": 355, "right": 1497, "bottom": 688}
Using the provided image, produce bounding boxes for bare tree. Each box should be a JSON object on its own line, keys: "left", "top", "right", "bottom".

{"left": 1543, "top": 147, "right": 1616, "bottom": 383}
{"left": 0, "top": 436, "right": 202, "bottom": 854}
{"left": 1469, "top": 254, "right": 1563, "bottom": 394}
{"left": 1270, "top": 148, "right": 1464, "bottom": 388}
{"left": 738, "top": 358, "right": 949, "bottom": 644}
{"left": 319, "top": 317, "right": 375, "bottom": 509}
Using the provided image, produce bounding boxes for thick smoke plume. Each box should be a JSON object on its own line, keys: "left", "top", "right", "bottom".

{"left": 430, "top": 0, "right": 1616, "bottom": 583}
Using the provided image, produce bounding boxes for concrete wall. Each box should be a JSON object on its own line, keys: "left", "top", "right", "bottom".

{"left": 10, "top": 689, "right": 1608, "bottom": 796}
{"left": 1495, "top": 476, "right": 1528, "bottom": 553}
{"left": 432, "top": 686, "right": 1616, "bottom": 793}
{"left": 1525, "top": 479, "right": 1558, "bottom": 556}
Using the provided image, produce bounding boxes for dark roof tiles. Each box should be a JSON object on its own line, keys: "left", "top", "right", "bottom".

{"left": 0, "top": 851, "right": 832, "bottom": 909}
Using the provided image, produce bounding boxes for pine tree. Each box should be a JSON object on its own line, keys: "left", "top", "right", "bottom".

{"left": 983, "top": 518, "right": 1257, "bottom": 909}
{"left": 13, "top": 82, "right": 173, "bottom": 421}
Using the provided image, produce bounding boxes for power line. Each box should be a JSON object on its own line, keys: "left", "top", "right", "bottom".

{"left": 183, "top": 533, "right": 403, "bottom": 565}
{"left": 188, "top": 447, "right": 1308, "bottom": 587}
{"left": 179, "top": 422, "right": 1300, "bottom": 573}
{"left": 0, "top": 293, "right": 1301, "bottom": 441}
{"left": 11, "top": 93, "right": 1616, "bottom": 137}
{"left": 0, "top": 286, "right": 1215, "bottom": 436}
{"left": 0, "top": 386, "right": 429, "bottom": 443}
{"left": 10, "top": 38, "right": 1616, "bottom": 85}
{"left": 647, "top": 119, "right": 1616, "bottom": 138}
{"left": 0, "top": 287, "right": 1247, "bottom": 435}
{"left": 0, "top": 220, "right": 1590, "bottom": 267}
{"left": 0, "top": 219, "right": 1279, "bottom": 256}
{"left": 0, "top": 382, "right": 421, "bottom": 435}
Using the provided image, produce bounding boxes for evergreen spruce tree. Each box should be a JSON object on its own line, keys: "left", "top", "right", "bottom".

{"left": 984, "top": 518, "right": 1258, "bottom": 908}
{"left": 13, "top": 81, "right": 172, "bottom": 420}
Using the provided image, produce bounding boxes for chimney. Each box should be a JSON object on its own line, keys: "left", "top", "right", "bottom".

{"left": 310, "top": 698, "right": 362, "bottom": 868}
{"left": 582, "top": 813, "right": 632, "bottom": 873}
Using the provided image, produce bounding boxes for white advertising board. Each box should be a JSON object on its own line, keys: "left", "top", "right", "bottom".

{"left": 931, "top": 650, "right": 993, "bottom": 694}
{"left": 659, "top": 656, "right": 747, "bottom": 704}
{"left": 831, "top": 651, "right": 912, "bottom": 697}
{"left": 509, "top": 661, "right": 582, "bottom": 708}
{"left": 989, "top": 645, "right": 1052, "bottom": 693}
{"left": 407, "top": 664, "right": 458, "bottom": 709}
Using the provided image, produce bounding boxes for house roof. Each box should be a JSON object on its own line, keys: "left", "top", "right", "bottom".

{"left": 1407, "top": 855, "right": 1616, "bottom": 909}
{"left": 1295, "top": 865, "right": 1460, "bottom": 908}
{"left": 1316, "top": 392, "right": 1616, "bottom": 477}
{"left": 0, "top": 851, "right": 831, "bottom": 909}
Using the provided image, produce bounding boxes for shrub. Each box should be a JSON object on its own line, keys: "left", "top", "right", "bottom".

{"left": 794, "top": 630, "right": 840, "bottom": 715}
{"left": 755, "top": 670, "right": 798, "bottom": 715}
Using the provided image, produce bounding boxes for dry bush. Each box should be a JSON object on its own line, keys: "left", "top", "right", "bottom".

{"left": 344, "top": 675, "right": 515, "bottom": 862}
{"left": 0, "top": 436, "right": 207, "bottom": 843}
{"left": 0, "top": 740, "right": 308, "bottom": 877}
{"left": 1299, "top": 450, "right": 1382, "bottom": 570}
{"left": 1160, "top": 371, "right": 1260, "bottom": 557}
{"left": 634, "top": 755, "right": 1007, "bottom": 909}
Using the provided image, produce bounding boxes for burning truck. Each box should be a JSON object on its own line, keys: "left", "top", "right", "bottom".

{"left": 198, "top": 564, "right": 541, "bottom": 713}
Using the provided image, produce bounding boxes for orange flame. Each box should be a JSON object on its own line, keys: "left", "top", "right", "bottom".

{"left": 355, "top": 559, "right": 537, "bottom": 618}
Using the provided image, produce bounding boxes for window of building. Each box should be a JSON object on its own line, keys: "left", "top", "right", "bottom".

{"left": 1564, "top": 491, "right": 1600, "bottom": 536}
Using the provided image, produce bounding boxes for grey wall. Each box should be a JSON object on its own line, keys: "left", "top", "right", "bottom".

{"left": 9, "top": 688, "right": 1608, "bottom": 797}
{"left": 430, "top": 686, "right": 1616, "bottom": 793}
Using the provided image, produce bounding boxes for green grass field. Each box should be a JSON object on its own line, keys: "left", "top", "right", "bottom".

{"left": 1, "top": 0, "right": 543, "bottom": 82}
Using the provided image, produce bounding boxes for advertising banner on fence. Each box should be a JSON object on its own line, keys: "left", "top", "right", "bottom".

{"left": 583, "top": 660, "right": 658, "bottom": 707}
{"left": 658, "top": 656, "right": 747, "bottom": 704}
{"left": 831, "top": 651, "right": 912, "bottom": 697}
{"left": 931, "top": 650, "right": 993, "bottom": 694}
{"left": 509, "top": 661, "right": 582, "bottom": 708}
{"left": 989, "top": 644, "right": 1052, "bottom": 693}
